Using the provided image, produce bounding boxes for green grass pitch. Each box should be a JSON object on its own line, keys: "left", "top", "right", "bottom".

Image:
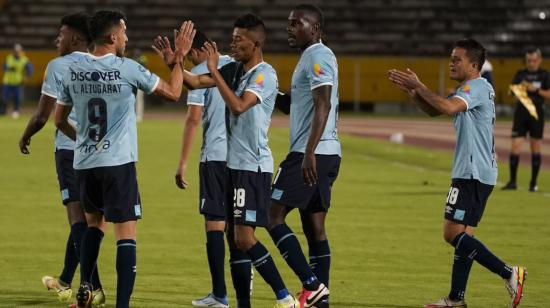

{"left": 0, "top": 116, "right": 548, "bottom": 307}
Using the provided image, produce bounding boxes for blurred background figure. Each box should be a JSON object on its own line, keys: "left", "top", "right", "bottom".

{"left": 1, "top": 43, "right": 33, "bottom": 118}
{"left": 481, "top": 59, "right": 494, "bottom": 87}
{"left": 132, "top": 48, "right": 148, "bottom": 122}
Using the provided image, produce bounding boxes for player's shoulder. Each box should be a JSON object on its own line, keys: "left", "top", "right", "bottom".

{"left": 258, "top": 61, "right": 276, "bottom": 75}
{"left": 467, "top": 77, "right": 493, "bottom": 92}
{"left": 307, "top": 43, "right": 335, "bottom": 58}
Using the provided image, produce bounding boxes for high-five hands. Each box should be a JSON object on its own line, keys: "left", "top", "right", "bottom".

{"left": 152, "top": 21, "right": 196, "bottom": 66}
{"left": 202, "top": 41, "right": 219, "bottom": 74}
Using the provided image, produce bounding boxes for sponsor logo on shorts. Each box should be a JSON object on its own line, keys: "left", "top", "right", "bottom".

{"left": 200, "top": 198, "right": 205, "bottom": 210}
{"left": 445, "top": 205, "right": 453, "bottom": 214}
{"left": 245, "top": 210, "right": 257, "bottom": 222}
{"left": 61, "top": 188, "right": 69, "bottom": 201}
{"left": 234, "top": 209, "right": 242, "bottom": 218}
{"left": 134, "top": 204, "right": 142, "bottom": 217}
{"left": 453, "top": 209, "right": 465, "bottom": 221}
{"left": 271, "top": 188, "right": 283, "bottom": 200}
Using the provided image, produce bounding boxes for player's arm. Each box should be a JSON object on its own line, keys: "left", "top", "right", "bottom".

{"left": 388, "top": 69, "right": 441, "bottom": 116}
{"left": 535, "top": 88, "right": 550, "bottom": 100}
{"left": 302, "top": 85, "right": 332, "bottom": 185}
{"left": 203, "top": 42, "right": 257, "bottom": 114}
{"left": 54, "top": 103, "right": 76, "bottom": 141}
{"left": 389, "top": 69, "right": 466, "bottom": 116}
{"left": 19, "top": 94, "right": 56, "bottom": 154}
{"left": 175, "top": 105, "right": 202, "bottom": 189}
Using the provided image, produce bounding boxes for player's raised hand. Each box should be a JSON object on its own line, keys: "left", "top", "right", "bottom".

{"left": 175, "top": 165, "right": 188, "bottom": 189}
{"left": 152, "top": 35, "right": 176, "bottom": 67}
{"left": 19, "top": 136, "right": 31, "bottom": 154}
{"left": 388, "top": 68, "right": 424, "bottom": 91}
{"left": 174, "top": 21, "right": 196, "bottom": 58}
{"left": 202, "top": 41, "right": 219, "bottom": 73}
{"left": 302, "top": 153, "right": 318, "bottom": 186}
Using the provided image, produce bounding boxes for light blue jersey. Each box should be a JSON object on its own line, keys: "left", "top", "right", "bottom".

{"left": 290, "top": 42, "right": 341, "bottom": 156}
{"left": 227, "top": 62, "right": 278, "bottom": 173}
{"left": 452, "top": 77, "right": 497, "bottom": 185}
{"left": 58, "top": 53, "right": 159, "bottom": 170}
{"left": 187, "top": 55, "right": 233, "bottom": 162}
{"left": 41, "top": 51, "right": 88, "bottom": 151}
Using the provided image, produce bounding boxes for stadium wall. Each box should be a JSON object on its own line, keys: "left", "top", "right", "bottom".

{"left": 0, "top": 49, "right": 537, "bottom": 105}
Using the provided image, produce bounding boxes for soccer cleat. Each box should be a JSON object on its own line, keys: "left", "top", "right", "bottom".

{"left": 424, "top": 297, "right": 467, "bottom": 308}
{"left": 528, "top": 183, "right": 538, "bottom": 192}
{"left": 191, "top": 293, "right": 229, "bottom": 307}
{"left": 76, "top": 282, "right": 93, "bottom": 308}
{"left": 505, "top": 266, "right": 527, "bottom": 308}
{"left": 502, "top": 182, "right": 517, "bottom": 190}
{"left": 297, "top": 283, "right": 329, "bottom": 308}
{"left": 42, "top": 275, "right": 72, "bottom": 302}
{"left": 274, "top": 295, "right": 298, "bottom": 308}
{"left": 91, "top": 288, "right": 106, "bottom": 307}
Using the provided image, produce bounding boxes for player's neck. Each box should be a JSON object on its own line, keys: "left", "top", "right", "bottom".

{"left": 243, "top": 53, "right": 263, "bottom": 72}
{"left": 92, "top": 44, "right": 117, "bottom": 57}
{"left": 301, "top": 39, "right": 321, "bottom": 51}
{"left": 461, "top": 73, "right": 481, "bottom": 84}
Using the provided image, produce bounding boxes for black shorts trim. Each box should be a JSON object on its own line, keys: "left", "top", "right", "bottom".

{"left": 55, "top": 149, "right": 79, "bottom": 205}
{"left": 225, "top": 168, "right": 271, "bottom": 227}
{"left": 76, "top": 162, "right": 142, "bottom": 223}
{"left": 199, "top": 161, "right": 227, "bottom": 219}
{"left": 271, "top": 152, "right": 340, "bottom": 212}
{"left": 444, "top": 179, "right": 493, "bottom": 227}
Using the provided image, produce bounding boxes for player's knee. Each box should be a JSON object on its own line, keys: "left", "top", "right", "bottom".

{"left": 234, "top": 234, "right": 255, "bottom": 251}
{"left": 443, "top": 231, "right": 457, "bottom": 245}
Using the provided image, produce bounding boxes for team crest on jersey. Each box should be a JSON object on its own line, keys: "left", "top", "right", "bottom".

{"left": 255, "top": 73, "right": 264, "bottom": 87}
{"left": 462, "top": 84, "right": 471, "bottom": 94}
{"left": 313, "top": 63, "right": 324, "bottom": 76}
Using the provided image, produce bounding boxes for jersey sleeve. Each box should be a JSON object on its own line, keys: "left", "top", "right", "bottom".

{"left": 127, "top": 59, "right": 160, "bottom": 94}
{"left": 57, "top": 72, "right": 73, "bottom": 106}
{"left": 41, "top": 60, "right": 60, "bottom": 99}
{"left": 244, "top": 67, "right": 277, "bottom": 104}
{"left": 306, "top": 51, "right": 335, "bottom": 90}
{"left": 453, "top": 82, "right": 483, "bottom": 110}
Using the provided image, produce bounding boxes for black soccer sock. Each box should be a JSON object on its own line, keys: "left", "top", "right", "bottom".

{"left": 509, "top": 154, "right": 519, "bottom": 183}
{"left": 453, "top": 232, "right": 512, "bottom": 280}
{"left": 448, "top": 250, "right": 474, "bottom": 301}
{"left": 246, "top": 241, "right": 288, "bottom": 300}
{"left": 229, "top": 249, "right": 251, "bottom": 308}
{"left": 206, "top": 231, "right": 227, "bottom": 298}
{"left": 309, "top": 240, "right": 331, "bottom": 288}
{"left": 270, "top": 224, "right": 319, "bottom": 290}
{"left": 59, "top": 232, "right": 79, "bottom": 285}
{"left": 116, "top": 239, "right": 137, "bottom": 308}
{"left": 70, "top": 222, "right": 103, "bottom": 290}
{"left": 80, "top": 227, "right": 104, "bottom": 287}
{"left": 531, "top": 153, "right": 541, "bottom": 185}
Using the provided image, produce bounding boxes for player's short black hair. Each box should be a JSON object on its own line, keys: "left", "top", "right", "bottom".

{"left": 525, "top": 46, "right": 542, "bottom": 57}
{"left": 292, "top": 4, "right": 325, "bottom": 32}
{"left": 89, "top": 10, "right": 126, "bottom": 43}
{"left": 61, "top": 13, "right": 92, "bottom": 44}
{"left": 234, "top": 13, "right": 266, "bottom": 34}
{"left": 454, "top": 38, "right": 486, "bottom": 71}
{"left": 191, "top": 30, "right": 211, "bottom": 50}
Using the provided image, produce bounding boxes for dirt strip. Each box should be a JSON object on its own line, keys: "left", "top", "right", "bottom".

{"left": 146, "top": 112, "right": 550, "bottom": 170}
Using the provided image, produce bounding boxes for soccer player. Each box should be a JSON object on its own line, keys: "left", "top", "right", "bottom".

{"left": 54, "top": 11, "right": 195, "bottom": 308}
{"left": 388, "top": 38, "right": 526, "bottom": 308}
{"left": 268, "top": 4, "right": 338, "bottom": 308}
{"left": 155, "top": 30, "right": 234, "bottom": 307}
{"left": 18, "top": 13, "right": 105, "bottom": 306}
{"left": 502, "top": 47, "right": 550, "bottom": 192}
{"left": 182, "top": 13, "right": 298, "bottom": 308}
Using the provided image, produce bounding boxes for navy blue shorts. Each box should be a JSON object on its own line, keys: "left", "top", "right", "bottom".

{"left": 76, "top": 162, "right": 142, "bottom": 223}
{"left": 55, "top": 149, "right": 79, "bottom": 205}
{"left": 225, "top": 167, "right": 271, "bottom": 227}
{"left": 512, "top": 105, "right": 545, "bottom": 139}
{"left": 271, "top": 152, "right": 341, "bottom": 212}
{"left": 444, "top": 179, "right": 494, "bottom": 227}
{"left": 199, "top": 161, "right": 227, "bottom": 221}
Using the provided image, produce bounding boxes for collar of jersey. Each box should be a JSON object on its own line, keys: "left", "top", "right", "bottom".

{"left": 242, "top": 61, "right": 265, "bottom": 77}
{"left": 303, "top": 41, "right": 323, "bottom": 54}
{"left": 86, "top": 53, "right": 116, "bottom": 60}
